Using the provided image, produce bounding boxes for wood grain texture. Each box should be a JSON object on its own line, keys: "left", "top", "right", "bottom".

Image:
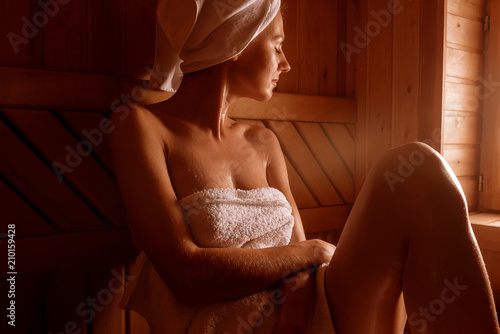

{"left": 43, "top": 0, "right": 87, "bottom": 72}
{"left": 0, "top": 180, "right": 56, "bottom": 236}
{"left": 265, "top": 120, "right": 344, "bottom": 206}
{"left": 300, "top": 205, "right": 353, "bottom": 232}
{"left": 447, "top": 0, "right": 486, "bottom": 20}
{"left": 418, "top": 0, "right": 446, "bottom": 152}
{"left": 392, "top": 0, "right": 421, "bottom": 146}
{"left": 14, "top": 228, "right": 136, "bottom": 274}
{"left": 443, "top": 112, "right": 481, "bottom": 145}
{"left": 444, "top": 81, "right": 482, "bottom": 113}
{"left": 294, "top": 122, "right": 354, "bottom": 203}
{"left": 479, "top": 0, "right": 500, "bottom": 211}
{"left": 2, "top": 108, "right": 127, "bottom": 227}
{"left": 0, "top": 118, "right": 109, "bottom": 232}
{"left": 447, "top": 13, "right": 484, "bottom": 52}
{"left": 298, "top": 0, "right": 339, "bottom": 96}
{"left": 86, "top": 0, "right": 127, "bottom": 76}
{"left": 0, "top": 0, "right": 31, "bottom": 67}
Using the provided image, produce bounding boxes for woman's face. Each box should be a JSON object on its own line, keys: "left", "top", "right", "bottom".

{"left": 228, "top": 11, "right": 291, "bottom": 101}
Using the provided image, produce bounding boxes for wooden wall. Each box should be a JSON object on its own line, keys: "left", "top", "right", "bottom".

{"left": 348, "top": 0, "right": 447, "bottom": 193}
{"left": 0, "top": 1, "right": 354, "bottom": 333}
{"left": 0, "top": 0, "right": 157, "bottom": 78}
{"left": 443, "top": 0, "right": 487, "bottom": 211}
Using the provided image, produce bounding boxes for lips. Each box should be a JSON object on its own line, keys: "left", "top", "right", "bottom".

{"left": 272, "top": 78, "right": 279, "bottom": 86}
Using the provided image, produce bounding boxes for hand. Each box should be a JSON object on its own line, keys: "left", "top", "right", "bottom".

{"left": 293, "top": 239, "right": 336, "bottom": 268}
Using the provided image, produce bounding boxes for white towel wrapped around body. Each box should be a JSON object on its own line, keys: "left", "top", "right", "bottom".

{"left": 119, "top": 187, "right": 335, "bottom": 333}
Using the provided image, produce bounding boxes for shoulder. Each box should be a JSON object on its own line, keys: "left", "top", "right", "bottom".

{"left": 237, "top": 121, "right": 280, "bottom": 148}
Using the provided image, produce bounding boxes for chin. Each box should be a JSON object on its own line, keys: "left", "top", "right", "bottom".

{"left": 251, "top": 88, "right": 274, "bottom": 102}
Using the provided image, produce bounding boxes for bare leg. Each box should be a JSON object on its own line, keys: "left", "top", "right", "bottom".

{"left": 325, "top": 142, "right": 499, "bottom": 334}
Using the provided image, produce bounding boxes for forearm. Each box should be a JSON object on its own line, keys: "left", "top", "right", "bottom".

{"left": 170, "top": 241, "right": 327, "bottom": 305}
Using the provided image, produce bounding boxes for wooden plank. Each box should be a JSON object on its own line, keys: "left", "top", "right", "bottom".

{"left": 443, "top": 112, "right": 481, "bottom": 145}
{"left": 265, "top": 120, "right": 344, "bottom": 206}
{"left": 446, "top": 13, "right": 484, "bottom": 52}
{"left": 43, "top": 0, "right": 87, "bottom": 72}
{"left": 337, "top": 0, "right": 347, "bottom": 97}
{"left": 447, "top": 0, "right": 486, "bottom": 21}
{"left": 0, "top": 67, "right": 173, "bottom": 112}
{"left": 55, "top": 111, "right": 115, "bottom": 173}
{"left": 392, "top": 0, "right": 420, "bottom": 146}
{"left": 43, "top": 269, "right": 87, "bottom": 334}
{"left": 349, "top": 0, "right": 368, "bottom": 195}
{"left": 298, "top": 0, "right": 338, "bottom": 96}
{"left": 125, "top": 0, "right": 157, "bottom": 79}
{"left": 294, "top": 122, "right": 354, "bottom": 203}
{"left": 365, "top": 0, "right": 393, "bottom": 168}
{"left": 9, "top": 228, "right": 136, "bottom": 274}
{"left": 479, "top": 0, "right": 500, "bottom": 211}
{"left": 418, "top": 0, "right": 446, "bottom": 152}
{"left": 471, "top": 222, "right": 500, "bottom": 252}
{"left": 344, "top": 0, "right": 357, "bottom": 99}
{"left": 229, "top": 93, "right": 357, "bottom": 123}
{"left": 0, "top": 0, "right": 30, "bottom": 67}
{"left": 446, "top": 48, "right": 484, "bottom": 82}
{"left": 277, "top": 0, "right": 299, "bottom": 94}
{"left": 458, "top": 175, "right": 479, "bottom": 210}
{"left": 86, "top": 0, "right": 127, "bottom": 76}
{"left": 321, "top": 123, "right": 356, "bottom": 176}
{"left": 3, "top": 109, "right": 126, "bottom": 226}
{"left": 88, "top": 264, "right": 127, "bottom": 334}
{"left": 0, "top": 180, "right": 56, "bottom": 237}
{"left": 0, "top": 67, "right": 357, "bottom": 123}
{"left": 443, "top": 146, "right": 480, "bottom": 176}
{"left": 470, "top": 212, "right": 500, "bottom": 226}
{"left": 444, "top": 82, "right": 481, "bottom": 113}
{"left": 283, "top": 155, "right": 319, "bottom": 209}
{"left": 0, "top": 119, "right": 109, "bottom": 232}
{"left": 300, "top": 205, "right": 353, "bottom": 233}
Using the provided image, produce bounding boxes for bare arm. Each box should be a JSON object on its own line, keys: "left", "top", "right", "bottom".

{"left": 109, "top": 107, "right": 333, "bottom": 305}
{"left": 264, "top": 127, "right": 306, "bottom": 243}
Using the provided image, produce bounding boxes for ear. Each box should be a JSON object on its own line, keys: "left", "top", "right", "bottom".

{"left": 230, "top": 55, "right": 239, "bottom": 62}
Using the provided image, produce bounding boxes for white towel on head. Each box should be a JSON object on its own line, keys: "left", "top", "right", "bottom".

{"left": 149, "top": 0, "right": 281, "bottom": 92}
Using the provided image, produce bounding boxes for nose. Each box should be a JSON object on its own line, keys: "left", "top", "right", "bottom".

{"left": 280, "top": 53, "right": 291, "bottom": 73}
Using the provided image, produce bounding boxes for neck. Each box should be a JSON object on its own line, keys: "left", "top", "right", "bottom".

{"left": 166, "top": 64, "right": 238, "bottom": 140}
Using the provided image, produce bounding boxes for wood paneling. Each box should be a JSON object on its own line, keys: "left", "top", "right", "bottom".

{"left": 43, "top": 0, "right": 87, "bottom": 72}
{"left": 2, "top": 109, "right": 126, "bottom": 226}
{"left": 444, "top": 0, "right": 486, "bottom": 211}
{"left": 479, "top": 0, "right": 500, "bottom": 211}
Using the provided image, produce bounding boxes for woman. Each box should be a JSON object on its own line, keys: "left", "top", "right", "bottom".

{"left": 110, "top": 0, "right": 500, "bottom": 333}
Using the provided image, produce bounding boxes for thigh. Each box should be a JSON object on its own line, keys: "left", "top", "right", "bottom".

{"left": 324, "top": 169, "right": 409, "bottom": 334}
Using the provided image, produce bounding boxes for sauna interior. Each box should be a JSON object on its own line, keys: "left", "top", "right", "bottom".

{"left": 0, "top": 0, "right": 499, "bottom": 332}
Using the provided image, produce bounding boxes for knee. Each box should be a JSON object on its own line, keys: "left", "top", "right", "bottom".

{"left": 371, "top": 142, "right": 466, "bottom": 204}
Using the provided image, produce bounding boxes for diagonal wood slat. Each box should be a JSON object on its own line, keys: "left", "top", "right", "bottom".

{"left": 265, "top": 120, "right": 344, "bottom": 206}
{"left": 0, "top": 119, "right": 110, "bottom": 232}
{"left": 294, "top": 122, "right": 354, "bottom": 203}
{"left": 283, "top": 155, "right": 319, "bottom": 209}
{"left": 2, "top": 109, "right": 126, "bottom": 226}
{"left": 55, "top": 111, "right": 115, "bottom": 172}
{"left": 0, "top": 180, "right": 57, "bottom": 237}
{"left": 322, "top": 123, "right": 356, "bottom": 175}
